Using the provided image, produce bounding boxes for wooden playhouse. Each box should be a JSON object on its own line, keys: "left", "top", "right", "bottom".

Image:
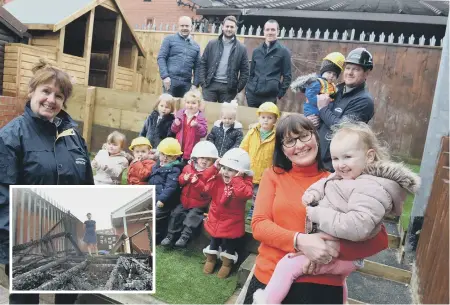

{"left": 2, "top": 0, "right": 146, "bottom": 97}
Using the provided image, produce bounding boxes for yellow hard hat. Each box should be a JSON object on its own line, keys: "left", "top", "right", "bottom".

{"left": 129, "top": 137, "right": 152, "bottom": 151}
{"left": 157, "top": 137, "right": 183, "bottom": 156}
{"left": 323, "top": 52, "right": 345, "bottom": 71}
{"left": 257, "top": 102, "right": 280, "bottom": 118}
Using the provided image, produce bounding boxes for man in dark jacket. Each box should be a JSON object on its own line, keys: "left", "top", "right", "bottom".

{"left": 313, "top": 47, "right": 375, "bottom": 171}
{"left": 245, "top": 19, "right": 292, "bottom": 108}
{"left": 199, "top": 16, "right": 249, "bottom": 103}
{"left": 157, "top": 16, "right": 201, "bottom": 97}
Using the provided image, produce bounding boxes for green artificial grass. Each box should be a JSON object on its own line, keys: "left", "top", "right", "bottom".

{"left": 400, "top": 163, "right": 421, "bottom": 231}
{"left": 154, "top": 246, "right": 237, "bottom": 304}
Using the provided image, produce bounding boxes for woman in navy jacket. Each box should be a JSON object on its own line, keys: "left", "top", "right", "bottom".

{"left": 0, "top": 59, "right": 93, "bottom": 304}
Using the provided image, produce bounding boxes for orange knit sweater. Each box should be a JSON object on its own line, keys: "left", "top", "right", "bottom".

{"left": 252, "top": 163, "right": 388, "bottom": 287}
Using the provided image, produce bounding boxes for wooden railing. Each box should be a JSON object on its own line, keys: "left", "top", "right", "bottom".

{"left": 3, "top": 43, "right": 142, "bottom": 97}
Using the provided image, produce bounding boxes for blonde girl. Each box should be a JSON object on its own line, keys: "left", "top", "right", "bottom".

{"left": 92, "top": 131, "right": 130, "bottom": 185}
{"left": 254, "top": 121, "right": 420, "bottom": 304}
{"left": 140, "top": 93, "right": 176, "bottom": 148}
{"left": 171, "top": 90, "right": 208, "bottom": 163}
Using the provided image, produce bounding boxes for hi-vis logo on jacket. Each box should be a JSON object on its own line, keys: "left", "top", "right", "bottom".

{"left": 75, "top": 157, "right": 86, "bottom": 165}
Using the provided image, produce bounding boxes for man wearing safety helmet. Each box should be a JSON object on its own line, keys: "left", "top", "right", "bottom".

{"left": 312, "top": 47, "right": 375, "bottom": 171}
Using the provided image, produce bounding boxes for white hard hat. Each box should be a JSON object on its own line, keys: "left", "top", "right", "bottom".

{"left": 219, "top": 148, "right": 253, "bottom": 176}
{"left": 191, "top": 141, "right": 219, "bottom": 159}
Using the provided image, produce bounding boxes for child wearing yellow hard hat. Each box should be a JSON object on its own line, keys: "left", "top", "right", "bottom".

{"left": 127, "top": 137, "right": 156, "bottom": 185}
{"left": 149, "top": 137, "right": 185, "bottom": 244}
{"left": 290, "top": 52, "right": 345, "bottom": 119}
{"left": 240, "top": 102, "right": 280, "bottom": 220}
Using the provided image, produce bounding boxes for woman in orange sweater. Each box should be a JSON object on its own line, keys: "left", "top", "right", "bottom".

{"left": 243, "top": 114, "right": 388, "bottom": 304}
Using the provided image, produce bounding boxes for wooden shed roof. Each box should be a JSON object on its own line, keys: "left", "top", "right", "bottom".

{"left": 4, "top": 0, "right": 145, "bottom": 56}
{"left": 0, "top": 6, "right": 29, "bottom": 38}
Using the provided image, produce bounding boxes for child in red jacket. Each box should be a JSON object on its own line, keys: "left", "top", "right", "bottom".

{"left": 199, "top": 148, "right": 253, "bottom": 279}
{"left": 171, "top": 90, "right": 208, "bottom": 164}
{"left": 127, "top": 137, "right": 156, "bottom": 185}
{"left": 160, "top": 141, "right": 219, "bottom": 248}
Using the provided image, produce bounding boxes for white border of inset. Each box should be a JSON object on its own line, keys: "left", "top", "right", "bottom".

{"left": 9, "top": 185, "right": 156, "bottom": 295}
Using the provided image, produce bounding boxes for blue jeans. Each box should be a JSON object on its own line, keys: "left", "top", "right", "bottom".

{"left": 163, "top": 78, "right": 192, "bottom": 98}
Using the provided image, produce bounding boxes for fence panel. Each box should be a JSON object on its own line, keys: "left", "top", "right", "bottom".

{"left": 12, "top": 189, "right": 87, "bottom": 255}
{"left": 415, "top": 136, "right": 449, "bottom": 304}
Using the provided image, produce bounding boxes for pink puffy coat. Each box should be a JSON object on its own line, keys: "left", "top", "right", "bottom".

{"left": 305, "top": 161, "right": 420, "bottom": 241}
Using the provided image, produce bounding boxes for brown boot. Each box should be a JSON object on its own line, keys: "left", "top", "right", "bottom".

{"left": 203, "top": 254, "right": 217, "bottom": 274}
{"left": 202, "top": 246, "right": 219, "bottom": 274}
{"left": 217, "top": 252, "right": 238, "bottom": 279}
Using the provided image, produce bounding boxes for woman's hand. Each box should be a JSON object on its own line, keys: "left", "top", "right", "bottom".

{"left": 157, "top": 201, "right": 164, "bottom": 208}
{"left": 174, "top": 118, "right": 181, "bottom": 126}
{"left": 184, "top": 173, "right": 191, "bottom": 181}
{"left": 325, "top": 239, "right": 340, "bottom": 255}
{"left": 295, "top": 233, "right": 339, "bottom": 264}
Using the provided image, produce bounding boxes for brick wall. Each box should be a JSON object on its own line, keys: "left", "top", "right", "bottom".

{"left": 0, "top": 96, "right": 27, "bottom": 129}
{"left": 118, "top": 0, "right": 199, "bottom": 28}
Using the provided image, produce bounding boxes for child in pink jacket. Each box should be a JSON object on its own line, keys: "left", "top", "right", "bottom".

{"left": 254, "top": 121, "right": 421, "bottom": 304}
{"left": 171, "top": 90, "right": 208, "bottom": 164}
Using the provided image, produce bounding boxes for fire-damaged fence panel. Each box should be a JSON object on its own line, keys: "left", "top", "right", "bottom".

{"left": 11, "top": 188, "right": 86, "bottom": 254}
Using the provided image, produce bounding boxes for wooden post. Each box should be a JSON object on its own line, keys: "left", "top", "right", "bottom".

{"left": 15, "top": 48, "right": 22, "bottom": 97}
{"left": 131, "top": 45, "right": 139, "bottom": 91}
{"left": 57, "top": 27, "right": 66, "bottom": 66}
{"left": 82, "top": 87, "right": 96, "bottom": 152}
{"left": 84, "top": 9, "right": 95, "bottom": 86}
{"left": 43, "top": 201, "right": 47, "bottom": 243}
{"left": 38, "top": 199, "right": 42, "bottom": 253}
{"left": 32, "top": 193, "right": 36, "bottom": 253}
{"left": 27, "top": 192, "right": 31, "bottom": 243}
{"left": 12, "top": 189, "right": 18, "bottom": 245}
{"left": 19, "top": 189, "right": 25, "bottom": 244}
{"left": 109, "top": 15, "right": 122, "bottom": 89}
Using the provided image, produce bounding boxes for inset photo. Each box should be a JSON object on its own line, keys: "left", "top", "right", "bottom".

{"left": 10, "top": 186, "right": 155, "bottom": 293}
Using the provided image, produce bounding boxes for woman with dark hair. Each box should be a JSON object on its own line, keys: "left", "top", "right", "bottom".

{"left": 84, "top": 213, "right": 98, "bottom": 256}
{"left": 243, "top": 113, "right": 388, "bottom": 304}
{"left": 0, "top": 59, "right": 93, "bottom": 304}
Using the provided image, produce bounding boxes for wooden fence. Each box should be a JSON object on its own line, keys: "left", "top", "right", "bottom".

{"left": 415, "top": 136, "right": 449, "bottom": 304}
{"left": 66, "top": 84, "right": 260, "bottom": 152}
{"left": 134, "top": 30, "right": 442, "bottom": 160}
{"left": 11, "top": 188, "right": 87, "bottom": 254}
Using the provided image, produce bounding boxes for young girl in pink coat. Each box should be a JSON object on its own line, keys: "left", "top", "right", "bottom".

{"left": 171, "top": 90, "right": 208, "bottom": 163}
{"left": 254, "top": 121, "right": 421, "bottom": 304}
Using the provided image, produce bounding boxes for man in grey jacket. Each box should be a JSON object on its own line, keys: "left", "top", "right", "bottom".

{"left": 157, "top": 16, "right": 201, "bottom": 97}
{"left": 199, "top": 16, "right": 249, "bottom": 103}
